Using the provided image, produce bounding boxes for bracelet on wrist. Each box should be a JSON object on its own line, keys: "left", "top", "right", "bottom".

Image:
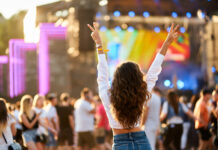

{"left": 97, "top": 47, "right": 109, "bottom": 53}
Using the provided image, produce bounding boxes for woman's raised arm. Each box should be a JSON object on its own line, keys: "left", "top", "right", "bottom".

{"left": 146, "top": 24, "right": 179, "bottom": 92}
{"left": 88, "top": 22, "right": 110, "bottom": 98}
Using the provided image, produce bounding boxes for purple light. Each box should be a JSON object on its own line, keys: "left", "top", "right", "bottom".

{"left": 0, "top": 56, "right": 8, "bottom": 94}
{"left": 0, "top": 64, "right": 2, "bottom": 93}
{"left": 9, "top": 39, "right": 37, "bottom": 97}
{"left": 0, "top": 56, "right": 8, "bottom": 64}
{"left": 8, "top": 23, "right": 66, "bottom": 97}
{"left": 38, "top": 23, "right": 66, "bottom": 95}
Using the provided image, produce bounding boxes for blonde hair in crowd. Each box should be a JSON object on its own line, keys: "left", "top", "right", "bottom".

{"left": 0, "top": 98, "right": 8, "bottom": 136}
{"left": 33, "top": 94, "right": 45, "bottom": 107}
{"left": 20, "top": 95, "right": 33, "bottom": 120}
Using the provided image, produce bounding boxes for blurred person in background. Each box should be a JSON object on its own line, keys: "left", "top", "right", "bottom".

{"left": 179, "top": 96, "right": 191, "bottom": 150}
{"left": 141, "top": 87, "right": 161, "bottom": 150}
{"left": 33, "top": 94, "right": 54, "bottom": 150}
{"left": 210, "top": 89, "right": 218, "bottom": 147}
{"left": 94, "top": 95, "right": 111, "bottom": 150}
{"left": 19, "top": 95, "right": 40, "bottom": 150}
{"left": 44, "top": 93, "right": 59, "bottom": 150}
{"left": 13, "top": 101, "right": 23, "bottom": 146}
{"left": 160, "top": 89, "right": 196, "bottom": 150}
{"left": 0, "top": 98, "right": 16, "bottom": 150}
{"left": 6, "top": 103, "right": 15, "bottom": 114}
{"left": 157, "top": 90, "right": 166, "bottom": 150}
{"left": 56, "top": 92, "right": 74, "bottom": 150}
{"left": 74, "top": 88, "right": 96, "bottom": 150}
{"left": 194, "top": 88, "right": 213, "bottom": 150}
{"left": 187, "top": 94, "right": 200, "bottom": 150}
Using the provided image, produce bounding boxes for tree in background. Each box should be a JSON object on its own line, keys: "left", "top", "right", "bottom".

{"left": 0, "top": 11, "right": 26, "bottom": 55}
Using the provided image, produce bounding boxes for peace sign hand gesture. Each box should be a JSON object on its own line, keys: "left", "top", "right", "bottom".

{"left": 87, "top": 22, "right": 102, "bottom": 46}
{"left": 165, "top": 23, "right": 180, "bottom": 44}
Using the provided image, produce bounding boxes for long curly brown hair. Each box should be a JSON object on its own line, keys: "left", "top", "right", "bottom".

{"left": 110, "top": 62, "right": 151, "bottom": 129}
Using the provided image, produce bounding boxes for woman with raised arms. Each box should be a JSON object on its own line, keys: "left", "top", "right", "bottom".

{"left": 88, "top": 22, "right": 179, "bottom": 150}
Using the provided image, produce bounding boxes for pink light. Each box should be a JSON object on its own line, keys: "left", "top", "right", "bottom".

{"left": 8, "top": 23, "right": 66, "bottom": 97}
{"left": 0, "top": 55, "right": 8, "bottom": 93}
{"left": 0, "top": 56, "right": 8, "bottom": 64}
{"left": 9, "top": 39, "right": 37, "bottom": 97}
{"left": 38, "top": 23, "right": 66, "bottom": 95}
{"left": 0, "top": 64, "right": 3, "bottom": 93}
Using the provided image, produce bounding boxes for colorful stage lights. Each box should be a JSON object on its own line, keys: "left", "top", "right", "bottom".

{"left": 127, "top": 26, "right": 134, "bottom": 32}
{"left": 38, "top": 23, "right": 66, "bottom": 95}
{"left": 100, "top": 26, "right": 107, "bottom": 32}
{"left": 113, "top": 11, "right": 121, "bottom": 17}
{"left": 0, "top": 56, "right": 8, "bottom": 64}
{"left": 143, "top": 11, "right": 150, "bottom": 18}
{"left": 180, "top": 27, "right": 186, "bottom": 33}
{"left": 171, "top": 12, "right": 178, "bottom": 18}
{"left": 110, "top": 10, "right": 202, "bottom": 19}
{"left": 128, "top": 11, "right": 135, "bottom": 17}
{"left": 154, "top": 27, "right": 160, "bottom": 33}
{"left": 96, "top": 12, "right": 101, "bottom": 18}
{"left": 177, "top": 80, "right": 185, "bottom": 89}
{"left": 167, "top": 27, "right": 171, "bottom": 32}
{"left": 186, "top": 12, "right": 192, "bottom": 18}
{"left": 114, "top": 26, "right": 122, "bottom": 32}
{"left": 197, "top": 10, "right": 206, "bottom": 19}
{"left": 212, "top": 66, "right": 216, "bottom": 73}
{"left": 164, "top": 80, "right": 171, "bottom": 87}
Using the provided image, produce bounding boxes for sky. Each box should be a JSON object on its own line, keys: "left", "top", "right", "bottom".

{"left": 0, "top": 0, "right": 60, "bottom": 19}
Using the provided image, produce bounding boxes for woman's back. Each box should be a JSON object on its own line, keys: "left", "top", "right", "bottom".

{"left": 88, "top": 22, "right": 180, "bottom": 150}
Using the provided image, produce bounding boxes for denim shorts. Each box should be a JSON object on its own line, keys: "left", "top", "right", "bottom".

{"left": 22, "top": 129, "right": 37, "bottom": 146}
{"left": 113, "top": 131, "right": 151, "bottom": 150}
{"left": 46, "top": 130, "right": 56, "bottom": 147}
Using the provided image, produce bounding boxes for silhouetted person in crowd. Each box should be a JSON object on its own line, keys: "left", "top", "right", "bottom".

{"left": 56, "top": 93, "right": 74, "bottom": 150}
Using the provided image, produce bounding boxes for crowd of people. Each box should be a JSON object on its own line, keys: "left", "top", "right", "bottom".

{"left": 0, "top": 86, "right": 218, "bottom": 150}
{"left": 0, "top": 90, "right": 113, "bottom": 150}
{"left": 0, "top": 22, "right": 218, "bottom": 150}
{"left": 141, "top": 86, "right": 218, "bottom": 150}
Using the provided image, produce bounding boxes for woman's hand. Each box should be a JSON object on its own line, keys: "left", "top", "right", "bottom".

{"left": 159, "top": 23, "right": 179, "bottom": 55}
{"left": 87, "top": 22, "right": 102, "bottom": 46}
{"left": 165, "top": 23, "right": 180, "bottom": 45}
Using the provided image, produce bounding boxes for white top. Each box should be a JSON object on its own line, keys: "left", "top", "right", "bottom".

{"left": 44, "top": 104, "right": 57, "bottom": 122}
{"left": 33, "top": 107, "right": 48, "bottom": 135}
{"left": 74, "top": 99, "right": 94, "bottom": 132}
{"left": 13, "top": 109, "right": 22, "bottom": 130}
{"left": 0, "top": 115, "right": 16, "bottom": 150}
{"left": 161, "top": 101, "right": 189, "bottom": 124}
{"left": 145, "top": 93, "right": 161, "bottom": 131}
{"left": 97, "top": 53, "right": 164, "bottom": 129}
